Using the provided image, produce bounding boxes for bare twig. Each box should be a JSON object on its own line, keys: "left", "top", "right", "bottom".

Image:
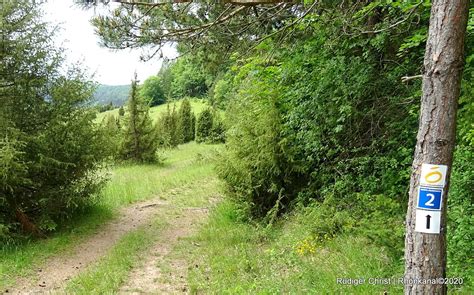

{"left": 360, "top": 1, "right": 423, "bottom": 34}
{"left": 247, "top": 1, "right": 317, "bottom": 51}
{"left": 401, "top": 74, "right": 423, "bottom": 82}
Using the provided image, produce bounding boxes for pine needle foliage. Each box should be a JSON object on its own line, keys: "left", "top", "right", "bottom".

{"left": 177, "top": 99, "right": 195, "bottom": 144}
{"left": 155, "top": 104, "right": 179, "bottom": 148}
{"left": 100, "top": 114, "right": 121, "bottom": 160}
{"left": 119, "top": 75, "right": 158, "bottom": 163}
{"left": 196, "top": 109, "right": 214, "bottom": 143}
{"left": 0, "top": 1, "right": 108, "bottom": 237}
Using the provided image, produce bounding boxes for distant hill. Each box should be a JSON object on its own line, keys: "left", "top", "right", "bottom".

{"left": 92, "top": 84, "right": 131, "bottom": 106}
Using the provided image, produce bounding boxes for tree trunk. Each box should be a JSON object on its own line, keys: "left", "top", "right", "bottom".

{"left": 404, "top": 1, "right": 469, "bottom": 294}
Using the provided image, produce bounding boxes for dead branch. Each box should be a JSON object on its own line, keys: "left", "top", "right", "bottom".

{"left": 401, "top": 74, "right": 423, "bottom": 82}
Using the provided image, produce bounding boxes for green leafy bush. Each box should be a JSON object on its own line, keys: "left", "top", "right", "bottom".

{"left": 447, "top": 70, "right": 474, "bottom": 282}
{"left": 139, "top": 75, "right": 166, "bottom": 106}
{"left": 171, "top": 57, "right": 209, "bottom": 98}
{"left": 209, "top": 114, "right": 226, "bottom": 144}
{"left": 448, "top": 145, "right": 474, "bottom": 282}
{"left": 211, "top": 74, "right": 235, "bottom": 108}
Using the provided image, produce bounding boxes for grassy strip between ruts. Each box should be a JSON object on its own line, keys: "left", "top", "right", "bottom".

{"left": 64, "top": 179, "right": 221, "bottom": 293}
{"left": 65, "top": 217, "right": 167, "bottom": 294}
{"left": 0, "top": 142, "right": 222, "bottom": 291}
{"left": 66, "top": 163, "right": 221, "bottom": 293}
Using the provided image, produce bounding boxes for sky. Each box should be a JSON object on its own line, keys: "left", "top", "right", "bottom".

{"left": 41, "top": 0, "right": 177, "bottom": 85}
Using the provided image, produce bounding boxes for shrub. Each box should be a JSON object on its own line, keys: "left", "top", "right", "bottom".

{"left": 118, "top": 106, "right": 125, "bottom": 116}
{"left": 209, "top": 114, "right": 226, "bottom": 144}
{"left": 196, "top": 109, "right": 214, "bottom": 143}
{"left": 216, "top": 64, "right": 298, "bottom": 217}
{"left": 100, "top": 114, "right": 121, "bottom": 159}
{"left": 212, "top": 75, "right": 234, "bottom": 108}
{"left": 177, "top": 99, "right": 195, "bottom": 144}
{"left": 1, "top": 17, "right": 110, "bottom": 233}
{"left": 155, "top": 104, "right": 179, "bottom": 148}
{"left": 196, "top": 108, "right": 225, "bottom": 144}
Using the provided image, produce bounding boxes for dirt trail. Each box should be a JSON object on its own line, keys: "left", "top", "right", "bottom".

{"left": 119, "top": 207, "right": 208, "bottom": 294}
{"left": 8, "top": 198, "right": 172, "bottom": 294}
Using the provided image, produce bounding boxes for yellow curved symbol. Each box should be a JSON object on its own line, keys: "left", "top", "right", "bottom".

{"left": 424, "top": 167, "right": 442, "bottom": 184}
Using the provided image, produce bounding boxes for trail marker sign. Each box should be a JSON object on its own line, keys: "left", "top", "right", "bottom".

{"left": 420, "top": 164, "right": 448, "bottom": 187}
{"left": 417, "top": 187, "right": 443, "bottom": 210}
{"left": 415, "top": 209, "right": 441, "bottom": 234}
{"left": 415, "top": 163, "right": 447, "bottom": 234}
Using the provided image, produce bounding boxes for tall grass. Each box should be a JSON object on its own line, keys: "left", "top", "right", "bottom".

{"left": 185, "top": 200, "right": 404, "bottom": 294}
{"left": 0, "top": 142, "right": 222, "bottom": 290}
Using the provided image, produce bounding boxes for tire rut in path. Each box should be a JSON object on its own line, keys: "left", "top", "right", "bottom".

{"left": 118, "top": 207, "right": 208, "bottom": 294}
{"left": 9, "top": 198, "right": 170, "bottom": 294}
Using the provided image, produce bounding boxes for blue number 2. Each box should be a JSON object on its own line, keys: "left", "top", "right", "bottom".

{"left": 418, "top": 187, "right": 442, "bottom": 210}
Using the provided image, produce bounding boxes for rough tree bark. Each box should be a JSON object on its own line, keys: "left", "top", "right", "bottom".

{"left": 404, "top": 1, "right": 469, "bottom": 294}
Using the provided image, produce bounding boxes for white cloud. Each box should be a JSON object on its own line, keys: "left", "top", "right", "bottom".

{"left": 41, "top": 0, "right": 177, "bottom": 85}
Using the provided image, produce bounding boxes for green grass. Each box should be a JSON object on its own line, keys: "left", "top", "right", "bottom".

{"left": 0, "top": 206, "right": 114, "bottom": 289}
{"left": 96, "top": 98, "right": 209, "bottom": 123}
{"left": 183, "top": 200, "right": 473, "bottom": 294}
{"left": 99, "top": 143, "right": 221, "bottom": 208}
{"left": 0, "top": 142, "right": 222, "bottom": 291}
{"left": 66, "top": 218, "right": 167, "bottom": 294}
{"left": 184, "top": 200, "right": 405, "bottom": 294}
{"left": 65, "top": 145, "right": 222, "bottom": 293}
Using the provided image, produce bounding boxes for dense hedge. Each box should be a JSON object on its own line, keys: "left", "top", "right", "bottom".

{"left": 216, "top": 3, "right": 473, "bottom": 286}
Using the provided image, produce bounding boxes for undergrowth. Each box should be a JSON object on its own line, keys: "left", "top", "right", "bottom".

{"left": 186, "top": 199, "right": 472, "bottom": 293}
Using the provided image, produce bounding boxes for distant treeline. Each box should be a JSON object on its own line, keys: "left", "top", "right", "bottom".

{"left": 93, "top": 84, "right": 131, "bottom": 107}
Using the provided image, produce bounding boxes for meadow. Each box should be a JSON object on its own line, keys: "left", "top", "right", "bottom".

{"left": 0, "top": 142, "right": 221, "bottom": 291}
{"left": 95, "top": 98, "right": 209, "bottom": 123}
{"left": 2, "top": 141, "right": 471, "bottom": 293}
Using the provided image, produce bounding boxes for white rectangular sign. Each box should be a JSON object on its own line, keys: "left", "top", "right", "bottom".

{"left": 420, "top": 164, "right": 448, "bottom": 187}
{"left": 415, "top": 209, "right": 441, "bottom": 234}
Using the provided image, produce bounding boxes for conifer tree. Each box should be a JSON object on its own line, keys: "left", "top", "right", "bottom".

{"left": 1, "top": 1, "right": 108, "bottom": 236}
{"left": 101, "top": 114, "right": 120, "bottom": 158}
{"left": 118, "top": 106, "right": 125, "bottom": 116}
{"left": 191, "top": 113, "right": 196, "bottom": 141}
{"left": 120, "top": 74, "right": 157, "bottom": 162}
{"left": 169, "top": 104, "right": 180, "bottom": 147}
{"left": 196, "top": 108, "right": 214, "bottom": 143}
{"left": 210, "top": 113, "right": 226, "bottom": 143}
{"left": 155, "top": 103, "right": 179, "bottom": 148}
{"left": 177, "top": 99, "right": 194, "bottom": 144}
